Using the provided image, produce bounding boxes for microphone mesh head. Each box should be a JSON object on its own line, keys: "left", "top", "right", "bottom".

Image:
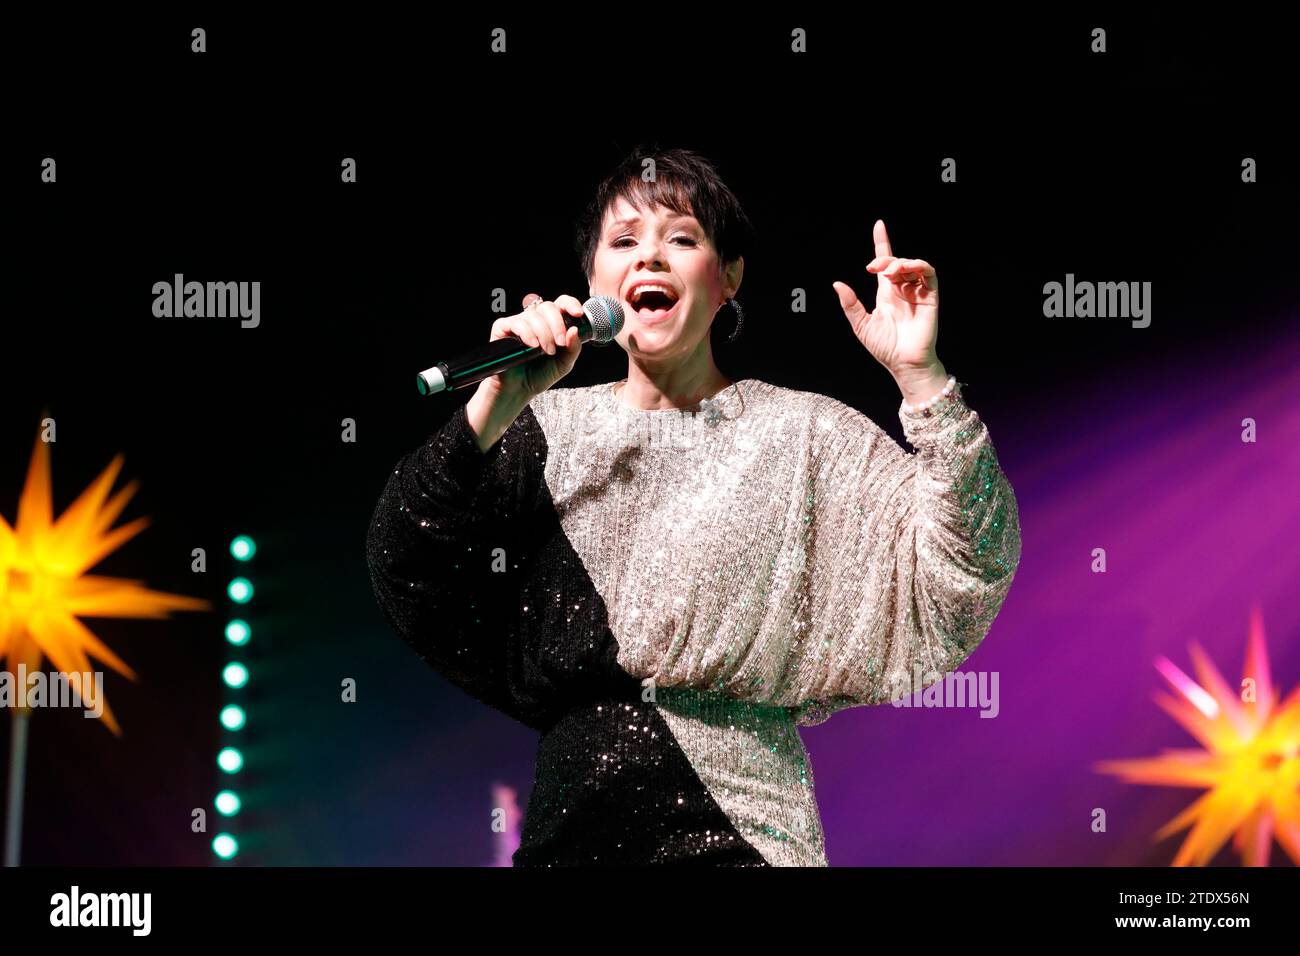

{"left": 583, "top": 295, "right": 625, "bottom": 344}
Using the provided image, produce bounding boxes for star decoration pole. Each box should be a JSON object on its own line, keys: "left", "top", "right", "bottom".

{"left": 1095, "top": 606, "right": 1300, "bottom": 866}
{"left": 1, "top": 421, "right": 210, "bottom": 865}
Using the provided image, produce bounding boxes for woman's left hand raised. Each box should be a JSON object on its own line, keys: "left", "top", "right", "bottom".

{"left": 833, "top": 220, "right": 944, "bottom": 391}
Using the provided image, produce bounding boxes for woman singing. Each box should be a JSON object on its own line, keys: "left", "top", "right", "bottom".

{"left": 365, "top": 146, "right": 1021, "bottom": 866}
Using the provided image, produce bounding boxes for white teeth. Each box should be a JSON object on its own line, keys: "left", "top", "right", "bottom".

{"left": 629, "top": 284, "right": 679, "bottom": 306}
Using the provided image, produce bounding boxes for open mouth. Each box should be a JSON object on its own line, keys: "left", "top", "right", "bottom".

{"left": 627, "top": 286, "right": 681, "bottom": 324}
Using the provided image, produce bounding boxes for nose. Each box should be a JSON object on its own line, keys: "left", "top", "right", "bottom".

{"left": 634, "top": 236, "right": 668, "bottom": 271}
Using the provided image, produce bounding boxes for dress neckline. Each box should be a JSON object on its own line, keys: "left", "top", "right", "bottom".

{"left": 607, "top": 378, "right": 749, "bottom": 416}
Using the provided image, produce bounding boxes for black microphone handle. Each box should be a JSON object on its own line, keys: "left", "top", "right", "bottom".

{"left": 416, "top": 311, "right": 592, "bottom": 395}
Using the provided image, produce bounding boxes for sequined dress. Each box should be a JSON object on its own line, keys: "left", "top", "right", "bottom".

{"left": 365, "top": 377, "right": 1020, "bottom": 865}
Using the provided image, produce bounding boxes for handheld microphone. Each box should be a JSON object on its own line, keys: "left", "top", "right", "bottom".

{"left": 416, "top": 295, "right": 625, "bottom": 395}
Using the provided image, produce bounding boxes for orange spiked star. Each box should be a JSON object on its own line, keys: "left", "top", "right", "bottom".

{"left": 1095, "top": 606, "right": 1300, "bottom": 866}
{"left": 0, "top": 424, "right": 210, "bottom": 735}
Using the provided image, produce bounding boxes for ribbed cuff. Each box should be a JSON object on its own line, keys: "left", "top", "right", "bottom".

{"left": 898, "top": 380, "right": 974, "bottom": 449}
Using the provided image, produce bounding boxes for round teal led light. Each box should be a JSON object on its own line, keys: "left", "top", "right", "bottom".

{"left": 215, "top": 790, "right": 241, "bottom": 817}
{"left": 217, "top": 747, "right": 244, "bottom": 774}
{"left": 212, "top": 833, "right": 239, "bottom": 859}
{"left": 225, "top": 619, "right": 251, "bottom": 646}
{"left": 220, "top": 704, "right": 246, "bottom": 731}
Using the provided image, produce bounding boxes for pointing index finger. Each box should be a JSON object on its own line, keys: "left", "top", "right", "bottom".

{"left": 873, "top": 219, "right": 892, "bottom": 260}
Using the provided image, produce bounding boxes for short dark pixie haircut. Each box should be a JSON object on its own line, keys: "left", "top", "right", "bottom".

{"left": 575, "top": 144, "right": 755, "bottom": 284}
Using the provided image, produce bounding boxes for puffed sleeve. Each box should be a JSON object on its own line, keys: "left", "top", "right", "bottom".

{"left": 364, "top": 398, "right": 557, "bottom": 731}
{"left": 779, "top": 381, "right": 1021, "bottom": 726}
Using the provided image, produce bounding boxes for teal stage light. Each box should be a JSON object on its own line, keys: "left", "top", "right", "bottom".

{"left": 215, "top": 790, "right": 242, "bottom": 817}
{"left": 212, "top": 833, "right": 239, "bottom": 859}
{"left": 222, "top": 663, "right": 249, "bottom": 689}
{"left": 217, "top": 747, "right": 244, "bottom": 774}
{"left": 220, "top": 704, "right": 246, "bottom": 731}
{"left": 225, "top": 619, "right": 251, "bottom": 646}
{"left": 230, "top": 535, "right": 257, "bottom": 561}
{"left": 227, "top": 578, "right": 254, "bottom": 603}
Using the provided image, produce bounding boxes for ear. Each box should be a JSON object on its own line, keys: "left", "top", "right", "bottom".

{"left": 722, "top": 256, "right": 744, "bottom": 300}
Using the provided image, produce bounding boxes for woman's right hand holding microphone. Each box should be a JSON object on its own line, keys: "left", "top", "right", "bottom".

{"left": 465, "top": 293, "right": 587, "bottom": 452}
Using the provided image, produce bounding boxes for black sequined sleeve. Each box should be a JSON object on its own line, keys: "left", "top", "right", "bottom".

{"left": 364, "top": 401, "right": 554, "bottom": 730}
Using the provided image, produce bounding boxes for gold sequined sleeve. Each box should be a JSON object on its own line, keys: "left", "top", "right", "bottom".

{"left": 783, "top": 382, "right": 1021, "bottom": 726}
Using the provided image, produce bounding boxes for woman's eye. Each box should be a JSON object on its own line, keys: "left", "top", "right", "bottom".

{"left": 612, "top": 237, "right": 697, "bottom": 248}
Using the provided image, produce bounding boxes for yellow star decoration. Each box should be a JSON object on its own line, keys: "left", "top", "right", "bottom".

{"left": 0, "top": 426, "right": 210, "bottom": 735}
{"left": 1095, "top": 607, "right": 1300, "bottom": 866}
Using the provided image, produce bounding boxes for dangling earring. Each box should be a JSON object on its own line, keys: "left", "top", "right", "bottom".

{"left": 725, "top": 296, "right": 745, "bottom": 342}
